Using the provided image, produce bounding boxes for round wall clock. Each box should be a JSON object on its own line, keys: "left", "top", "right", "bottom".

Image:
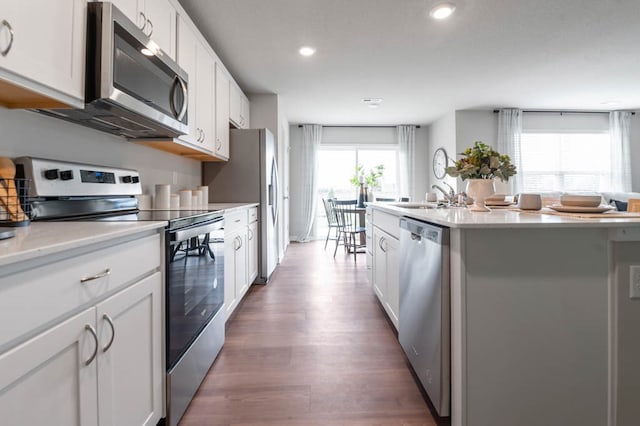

{"left": 433, "top": 147, "right": 449, "bottom": 180}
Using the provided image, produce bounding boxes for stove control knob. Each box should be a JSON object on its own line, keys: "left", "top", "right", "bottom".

{"left": 121, "top": 175, "right": 132, "bottom": 183}
{"left": 131, "top": 176, "right": 140, "bottom": 183}
{"left": 60, "top": 170, "right": 74, "bottom": 181}
{"left": 44, "top": 169, "right": 59, "bottom": 180}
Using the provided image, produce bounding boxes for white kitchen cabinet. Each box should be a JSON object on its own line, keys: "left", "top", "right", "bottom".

{"left": 248, "top": 214, "right": 258, "bottom": 284}
{"left": 372, "top": 226, "right": 400, "bottom": 330}
{"left": 0, "top": 307, "right": 98, "bottom": 425}
{"left": 176, "top": 15, "right": 215, "bottom": 153}
{"left": 215, "top": 63, "right": 230, "bottom": 160}
{"left": 110, "top": 0, "right": 176, "bottom": 58}
{"left": 96, "top": 273, "right": 163, "bottom": 426}
{"left": 0, "top": 0, "right": 86, "bottom": 109}
{"left": 224, "top": 208, "right": 252, "bottom": 320}
{"left": 0, "top": 231, "right": 163, "bottom": 426}
{"left": 230, "top": 81, "right": 250, "bottom": 129}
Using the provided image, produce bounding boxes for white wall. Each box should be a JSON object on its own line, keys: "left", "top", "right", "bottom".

{"left": 427, "top": 111, "right": 457, "bottom": 193}
{"left": 414, "top": 126, "right": 430, "bottom": 202}
{"left": 0, "top": 108, "right": 201, "bottom": 195}
{"left": 631, "top": 115, "right": 640, "bottom": 191}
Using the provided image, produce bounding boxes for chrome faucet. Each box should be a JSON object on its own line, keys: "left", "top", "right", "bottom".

{"left": 431, "top": 183, "right": 456, "bottom": 204}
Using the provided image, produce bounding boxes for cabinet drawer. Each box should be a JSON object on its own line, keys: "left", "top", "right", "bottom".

{"left": 225, "top": 209, "right": 248, "bottom": 234}
{"left": 372, "top": 209, "right": 400, "bottom": 239}
{"left": 248, "top": 206, "right": 258, "bottom": 223}
{"left": 0, "top": 234, "right": 161, "bottom": 350}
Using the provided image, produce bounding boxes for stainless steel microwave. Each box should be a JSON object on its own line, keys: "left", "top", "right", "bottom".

{"left": 38, "top": 2, "right": 189, "bottom": 139}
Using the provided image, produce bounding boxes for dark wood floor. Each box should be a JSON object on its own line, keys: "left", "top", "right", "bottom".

{"left": 179, "top": 241, "right": 439, "bottom": 425}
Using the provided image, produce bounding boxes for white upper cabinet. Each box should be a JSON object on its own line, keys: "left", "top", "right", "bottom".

{"left": 0, "top": 0, "right": 87, "bottom": 108}
{"left": 230, "top": 81, "right": 250, "bottom": 129}
{"left": 215, "top": 63, "right": 230, "bottom": 160}
{"left": 110, "top": 0, "right": 176, "bottom": 59}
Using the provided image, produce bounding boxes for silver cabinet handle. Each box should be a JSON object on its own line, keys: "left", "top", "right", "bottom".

{"left": 102, "top": 314, "right": 115, "bottom": 353}
{"left": 378, "top": 236, "right": 386, "bottom": 252}
{"left": 248, "top": 229, "right": 253, "bottom": 240}
{"left": 146, "top": 19, "right": 153, "bottom": 37}
{"left": 202, "top": 130, "right": 206, "bottom": 143}
{"left": 1, "top": 20, "right": 14, "bottom": 57}
{"left": 85, "top": 324, "right": 98, "bottom": 366}
{"left": 138, "top": 12, "right": 147, "bottom": 31}
{"left": 81, "top": 268, "right": 111, "bottom": 283}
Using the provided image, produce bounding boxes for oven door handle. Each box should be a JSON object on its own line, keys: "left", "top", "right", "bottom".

{"left": 172, "top": 221, "right": 222, "bottom": 242}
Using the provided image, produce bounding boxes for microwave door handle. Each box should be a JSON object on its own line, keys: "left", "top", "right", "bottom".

{"left": 170, "top": 76, "right": 188, "bottom": 121}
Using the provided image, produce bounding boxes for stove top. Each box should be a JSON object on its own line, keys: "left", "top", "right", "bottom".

{"left": 93, "top": 209, "right": 223, "bottom": 230}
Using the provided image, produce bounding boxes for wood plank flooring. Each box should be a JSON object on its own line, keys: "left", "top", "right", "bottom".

{"left": 179, "top": 241, "right": 442, "bottom": 425}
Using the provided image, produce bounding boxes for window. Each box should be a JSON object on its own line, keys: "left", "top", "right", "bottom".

{"left": 315, "top": 146, "right": 398, "bottom": 238}
{"left": 520, "top": 132, "right": 612, "bottom": 192}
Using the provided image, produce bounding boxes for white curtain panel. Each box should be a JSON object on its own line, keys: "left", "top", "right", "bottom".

{"left": 497, "top": 109, "right": 523, "bottom": 193}
{"left": 609, "top": 111, "right": 632, "bottom": 192}
{"left": 397, "top": 125, "right": 416, "bottom": 200}
{"left": 292, "top": 124, "right": 322, "bottom": 242}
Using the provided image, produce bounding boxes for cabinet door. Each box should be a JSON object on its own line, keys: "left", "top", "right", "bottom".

{"left": 215, "top": 63, "right": 230, "bottom": 160}
{"left": 240, "top": 93, "right": 250, "bottom": 128}
{"left": 0, "top": 308, "right": 98, "bottom": 425}
{"left": 196, "top": 44, "right": 215, "bottom": 152}
{"left": 372, "top": 227, "right": 386, "bottom": 304}
{"left": 144, "top": 0, "right": 176, "bottom": 59}
{"left": 224, "top": 231, "right": 239, "bottom": 319}
{"left": 229, "top": 82, "right": 242, "bottom": 127}
{"left": 176, "top": 15, "right": 199, "bottom": 147}
{"left": 236, "top": 230, "right": 248, "bottom": 297}
{"left": 109, "top": 0, "right": 144, "bottom": 30}
{"left": 96, "top": 273, "right": 163, "bottom": 426}
{"left": 0, "top": 0, "right": 86, "bottom": 105}
{"left": 384, "top": 234, "right": 400, "bottom": 329}
{"left": 248, "top": 221, "right": 258, "bottom": 283}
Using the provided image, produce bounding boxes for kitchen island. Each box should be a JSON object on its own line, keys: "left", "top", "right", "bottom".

{"left": 368, "top": 204, "right": 640, "bottom": 426}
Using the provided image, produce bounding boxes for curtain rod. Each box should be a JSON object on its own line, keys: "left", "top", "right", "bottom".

{"left": 492, "top": 109, "right": 635, "bottom": 115}
{"left": 297, "top": 124, "right": 420, "bottom": 128}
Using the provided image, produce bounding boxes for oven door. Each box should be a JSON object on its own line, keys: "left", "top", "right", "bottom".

{"left": 166, "top": 218, "right": 224, "bottom": 369}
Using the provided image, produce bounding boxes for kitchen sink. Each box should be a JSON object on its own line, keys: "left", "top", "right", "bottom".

{"left": 388, "top": 202, "right": 442, "bottom": 209}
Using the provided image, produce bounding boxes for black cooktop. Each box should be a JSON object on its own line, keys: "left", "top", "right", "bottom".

{"left": 91, "top": 209, "right": 223, "bottom": 230}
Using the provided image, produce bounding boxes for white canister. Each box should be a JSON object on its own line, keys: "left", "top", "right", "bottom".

{"left": 192, "top": 195, "right": 198, "bottom": 208}
{"left": 179, "top": 190, "right": 192, "bottom": 209}
{"left": 193, "top": 190, "right": 203, "bottom": 208}
{"left": 136, "top": 194, "right": 152, "bottom": 210}
{"left": 170, "top": 194, "right": 180, "bottom": 210}
{"left": 154, "top": 184, "right": 171, "bottom": 209}
{"left": 198, "top": 186, "right": 209, "bottom": 208}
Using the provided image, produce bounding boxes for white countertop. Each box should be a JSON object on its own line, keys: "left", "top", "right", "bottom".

{"left": 371, "top": 203, "right": 640, "bottom": 228}
{"left": 208, "top": 202, "right": 258, "bottom": 213}
{"left": 0, "top": 221, "right": 166, "bottom": 268}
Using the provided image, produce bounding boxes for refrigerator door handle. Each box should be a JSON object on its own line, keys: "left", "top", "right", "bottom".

{"left": 271, "top": 158, "right": 279, "bottom": 225}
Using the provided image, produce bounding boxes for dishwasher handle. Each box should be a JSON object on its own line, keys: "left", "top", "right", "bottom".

{"left": 400, "top": 217, "right": 447, "bottom": 244}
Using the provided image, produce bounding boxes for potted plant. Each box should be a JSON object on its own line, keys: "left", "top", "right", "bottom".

{"left": 445, "top": 141, "right": 516, "bottom": 211}
{"left": 350, "top": 164, "right": 385, "bottom": 205}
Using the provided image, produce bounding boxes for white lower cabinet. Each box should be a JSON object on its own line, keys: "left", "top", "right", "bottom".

{"left": 372, "top": 226, "right": 400, "bottom": 329}
{"left": 96, "top": 273, "right": 163, "bottom": 426}
{"left": 0, "top": 232, "right": 164, "bottom": 426}
{"left": 0, "top": 307, "right": 98, "bottom": 425}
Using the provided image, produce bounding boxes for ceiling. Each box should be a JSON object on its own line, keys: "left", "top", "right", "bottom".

{"left": 177, "top": 0, "right": 640, "bottom": 126}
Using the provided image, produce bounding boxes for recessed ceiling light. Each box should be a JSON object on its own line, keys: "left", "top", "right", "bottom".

{"left": 363, "top": 98, "right": 383, "bottom": 108}
{"left": 430, "top": 2, "right": 456, "bottom": 20}
{"left": 299, "top": 46, "right": 316, "bottom": 56}
{"left": 601, "top": 100, "right": 621, "bottom": 106}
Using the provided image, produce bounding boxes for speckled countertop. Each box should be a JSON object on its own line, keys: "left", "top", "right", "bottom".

{"left": 371, "top": 203, "right": 640, "bottom": 228}
{"left": 0, "top": 221, "right": 166, "bottom": 268}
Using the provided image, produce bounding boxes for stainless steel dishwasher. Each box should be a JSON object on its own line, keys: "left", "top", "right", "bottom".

{"left": 399, "top": 217, "right": 450, "bottom": 417}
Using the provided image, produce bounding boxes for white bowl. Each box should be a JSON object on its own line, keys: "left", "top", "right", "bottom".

{"left": 486, "top": 193, "right": 506, "bottom": 202}
{"left": 560, "top": 194, "right": 602, "bottom": 207}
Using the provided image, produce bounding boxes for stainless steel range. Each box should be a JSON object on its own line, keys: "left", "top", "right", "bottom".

{"left": 16, "top": 157, "right": 225, "bottom": 426}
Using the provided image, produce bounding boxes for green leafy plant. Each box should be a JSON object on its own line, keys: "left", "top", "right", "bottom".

{"left": 350, "top": 164, "right": 385, "bottom": 188}
{"left": 445, "top": 141, "right": 516, "bottom": 182}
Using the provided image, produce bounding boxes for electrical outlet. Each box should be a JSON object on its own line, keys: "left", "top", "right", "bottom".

{"left": 630, "top": 265, "right": 640, "bottom": 299}
{"left": 172, "top": 172, "right": 178, "bottom": 185}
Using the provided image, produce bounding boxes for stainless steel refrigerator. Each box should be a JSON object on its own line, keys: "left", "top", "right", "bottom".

{"left": 202, "top": 128, "right": 279, "bottom": 283}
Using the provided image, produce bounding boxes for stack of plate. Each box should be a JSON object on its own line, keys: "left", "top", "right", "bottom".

{"left": 485, "top": 193, "right": 514, "bottom": 207}
{"left": 549, "top": 194, "right": 612, "bottom": 213}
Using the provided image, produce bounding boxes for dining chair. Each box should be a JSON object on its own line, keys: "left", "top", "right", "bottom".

{"left": 332, "top": 200, "right": 366, "bottom": 261}
{"left": 321, "top": 198, "right": 340, "bottom": 250}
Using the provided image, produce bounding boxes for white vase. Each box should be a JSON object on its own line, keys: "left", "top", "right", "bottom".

{"left": 465, "top": 179, "right": 496, "bottom": 212}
